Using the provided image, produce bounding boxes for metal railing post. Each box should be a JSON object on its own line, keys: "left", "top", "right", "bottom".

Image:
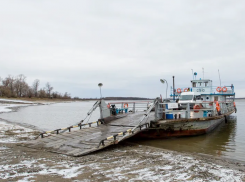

{"left": 155, "top": 98, "right": 163, "bottom": 120}
{"left": 155, "top": 100, "right": 158, "bottom": 120}
{"left": 187, "top": 103, "right": 190, "bottom": 119}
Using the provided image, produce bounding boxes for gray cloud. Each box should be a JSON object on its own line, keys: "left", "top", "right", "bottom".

{"left": 0, "top": 0, "right": 244, "bottom": 98}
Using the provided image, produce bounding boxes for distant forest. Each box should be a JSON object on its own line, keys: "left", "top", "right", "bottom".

{"left": 0, "top": 74, "right": 71, "bottom": 99}
{"left": 0, "top": 74, "right": 153, "bottom": 100}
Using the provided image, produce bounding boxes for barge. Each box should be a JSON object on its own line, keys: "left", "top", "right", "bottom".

{"left": 24, "top": 77, "right": 237, "bottom": 156}
{"left": 135, "top": 78, "right": 236, "bottom": 138}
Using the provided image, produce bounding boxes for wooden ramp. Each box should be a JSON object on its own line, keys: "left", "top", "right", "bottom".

{"left": 21, "top": 112, "right": 154, "bottom": 156}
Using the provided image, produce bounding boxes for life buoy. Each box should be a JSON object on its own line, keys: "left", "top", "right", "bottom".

{"left": 222, "top": 87, "right": 227, "bottom": 92}
{"left": 216, "top": 87, "right": 222, "bottom": 92}
{"left": 107, "top": 103, "right": 110, "bottom": 109}
{"left": 194, "top": 105, "right": 201, "bottom": 113}
{"left": 184, "top": 88, "right": 188, "bottom": 92}
{"left": 177, "top": 88, "right": 181, "bottom": 93}
{"left": 124, "top": 103, "right": 128, "bottom": 108}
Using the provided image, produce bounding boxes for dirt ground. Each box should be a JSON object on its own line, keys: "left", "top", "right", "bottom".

{"left": 0, "top": 120, "right": 245, "bottom": 182}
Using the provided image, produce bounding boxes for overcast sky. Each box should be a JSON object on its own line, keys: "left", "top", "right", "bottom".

{"left": 1, "top": 0, "right": 245, "bottom": 98}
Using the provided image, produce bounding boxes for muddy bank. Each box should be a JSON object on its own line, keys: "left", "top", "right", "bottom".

{"left": 0, "top": 120, "right": 245, "bottom": 181}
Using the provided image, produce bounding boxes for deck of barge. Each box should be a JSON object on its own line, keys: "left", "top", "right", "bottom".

{"left": 21, "top": 112, "right": 155, "bottom": 156}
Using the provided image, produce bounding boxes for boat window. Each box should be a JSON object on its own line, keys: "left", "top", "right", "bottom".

{"left": 196, "top": 95, "right": 201, "bottom": 100}
{"left": 214, "top": 96, "right": 218, "bottom": 101}
{"left": 193, "top": 82, "right": 196, "bottom": 87}
{"left": 205, "top": 82, "right": 208, "bottom": 87}
{"left": 199, "top": 82, "right": 202, "bottom": 86}
{"left": 179, "top": 95, "right": 193, "bottom": 100}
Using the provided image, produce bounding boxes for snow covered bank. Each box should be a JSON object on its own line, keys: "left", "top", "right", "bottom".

{"left": 0, "top": 120, "right": 244, "bottom": 182}
{"left": 0, "top": 121, "right": 38, "bottom": 143}
{"left": 0, "top": 103, "right": 36, "bottom": 114}
{"left": 0, "top": 98, "right": 35, "bottom": 104}
{"left": 0, "top": 98, "right": 38, "bottom": 114}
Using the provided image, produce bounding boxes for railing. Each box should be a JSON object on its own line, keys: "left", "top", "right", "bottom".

{"left": 97, "top": 98, "right": 159, "bottom": 148}
{"left": 38, "top": 120, "right": 104, "bottom": 138}
{"left": 97, "top": 123, "right": 150, "bottom": 148}
{"left": 107, "top": 101, "right": 153, "bottom": 113}
{"left": 156, "top": 101, "right": 235, "bottom": 120}
{"left": 170, "top": 86, "right": 235, "bottom": 96}
{"left": 37, "top": 100, "right": 155, "bottom": 139}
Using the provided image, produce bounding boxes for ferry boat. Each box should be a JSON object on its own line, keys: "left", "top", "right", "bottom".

{"left": 29, "top": 76, "right": 237, "bottom": 156}
{"left": 136, "top": 78, "right": 237, "bottom": 138}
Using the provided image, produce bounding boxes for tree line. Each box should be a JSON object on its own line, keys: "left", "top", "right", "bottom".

{"left": 0, "top": 74, "right": 71, "bottom": 99}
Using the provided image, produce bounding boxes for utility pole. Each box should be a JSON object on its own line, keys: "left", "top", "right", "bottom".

{"left": 173, "top": 76, "right": 175, "bottom": 101}
{"left": 98, "top": 83, "right": 103, "bottom": 99}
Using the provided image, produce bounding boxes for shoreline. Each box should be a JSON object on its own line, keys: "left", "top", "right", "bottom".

{"left": 0, "top": 101, "right": 245, "bottom": 181}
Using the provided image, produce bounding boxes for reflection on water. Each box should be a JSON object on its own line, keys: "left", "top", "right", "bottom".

{"left": 0, "top": 100, "right": 245, "bottom": 162}
{"left": 131, "top": 116, "right": 238, "bottom": 159}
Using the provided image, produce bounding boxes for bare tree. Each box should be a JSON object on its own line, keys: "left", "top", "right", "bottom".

{"left": 32, "top": 79, "right": 40, "bottom": 97}
{"left": 1, "top": 75, "right": 15, "bottom": 97}
{"left": 38, "top": 88, "right": 46, "bottom": 98}
{"left": 14, "top": 74, "right": 26, "bottom": 97}
{"left": 21, "top": 82, "right": 32, "bottom": 98}
{"left": 45, "top": 82, "right": 53, "bottom": 98}
{"left": 5, "top": 76, "right": 15, "bottom": 96}
{"left": 0, "top": 74, "right": 72, "bottom": 99}
{"left": 63, "top": 92, "right": 71, "bottom": 99}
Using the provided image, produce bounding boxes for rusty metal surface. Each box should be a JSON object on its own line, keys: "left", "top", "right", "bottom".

{"left": 134, "top": 110, "right": 235, "bottom": 139}
{"left": 134, "top": 117, "right": 225, "bottom": 139}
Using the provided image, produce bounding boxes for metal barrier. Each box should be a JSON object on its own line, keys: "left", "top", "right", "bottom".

{"left": 107, "top": 101, "right": 153, "bottom": 113}
{"left": 155, "top": 101, "right": 235, "bottom": 119}
{"left": 39, "top": 120, "right": 104, "bottom": 138}
{"left": 97, "top": 123, "right": 150, "bottom": 148}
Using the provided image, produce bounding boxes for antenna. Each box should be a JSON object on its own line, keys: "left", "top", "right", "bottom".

{"left": 202, "top": 68, "right": 204, "bottom": 79}
{"left": 191, "top": 69, "right": 194, "bottom": 80}
{"left": 218, "top": 70, "right": 221, "bottom": 87}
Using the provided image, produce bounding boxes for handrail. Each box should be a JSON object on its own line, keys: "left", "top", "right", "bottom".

{"left": 108, "top": 101, "right": 152, "bottom": 104}
{"left": 37, "top": 100, "right": 102, "bottom": 139}
{"left": 97, "top": 123, "right": 150, "bottom": 148}
{"left": 131, "top": 98, "right": 159, "bottom": 132}
{"left": 38, "top": 120, "right": 104, "bottom": 139}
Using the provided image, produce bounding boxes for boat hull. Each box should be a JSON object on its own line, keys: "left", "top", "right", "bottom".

{"left": 134, "top": 110, "right": 234, "bottom": 139}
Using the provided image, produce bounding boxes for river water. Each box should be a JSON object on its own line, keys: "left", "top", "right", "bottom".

{"left": 0, "top": 100, "right": 244, "bottom": 162}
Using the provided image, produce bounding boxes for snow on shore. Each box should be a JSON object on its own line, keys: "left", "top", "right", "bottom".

{"left": 0, "top": 119, "right": 244, "bottom": 181}
{"left": 0, "top": 121, "right": 37, "bottom": 143}
{"left": 0, "top": 98, "right": 37, "bottom": 114}
{"left": 0, "top": 98, "right": 35, "bottom": 104}
{"left": 0, "top": 103, "right": 35, "bottom": 113}
{"left": 0, "top": 138, "right": 244, "bottom": 181}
